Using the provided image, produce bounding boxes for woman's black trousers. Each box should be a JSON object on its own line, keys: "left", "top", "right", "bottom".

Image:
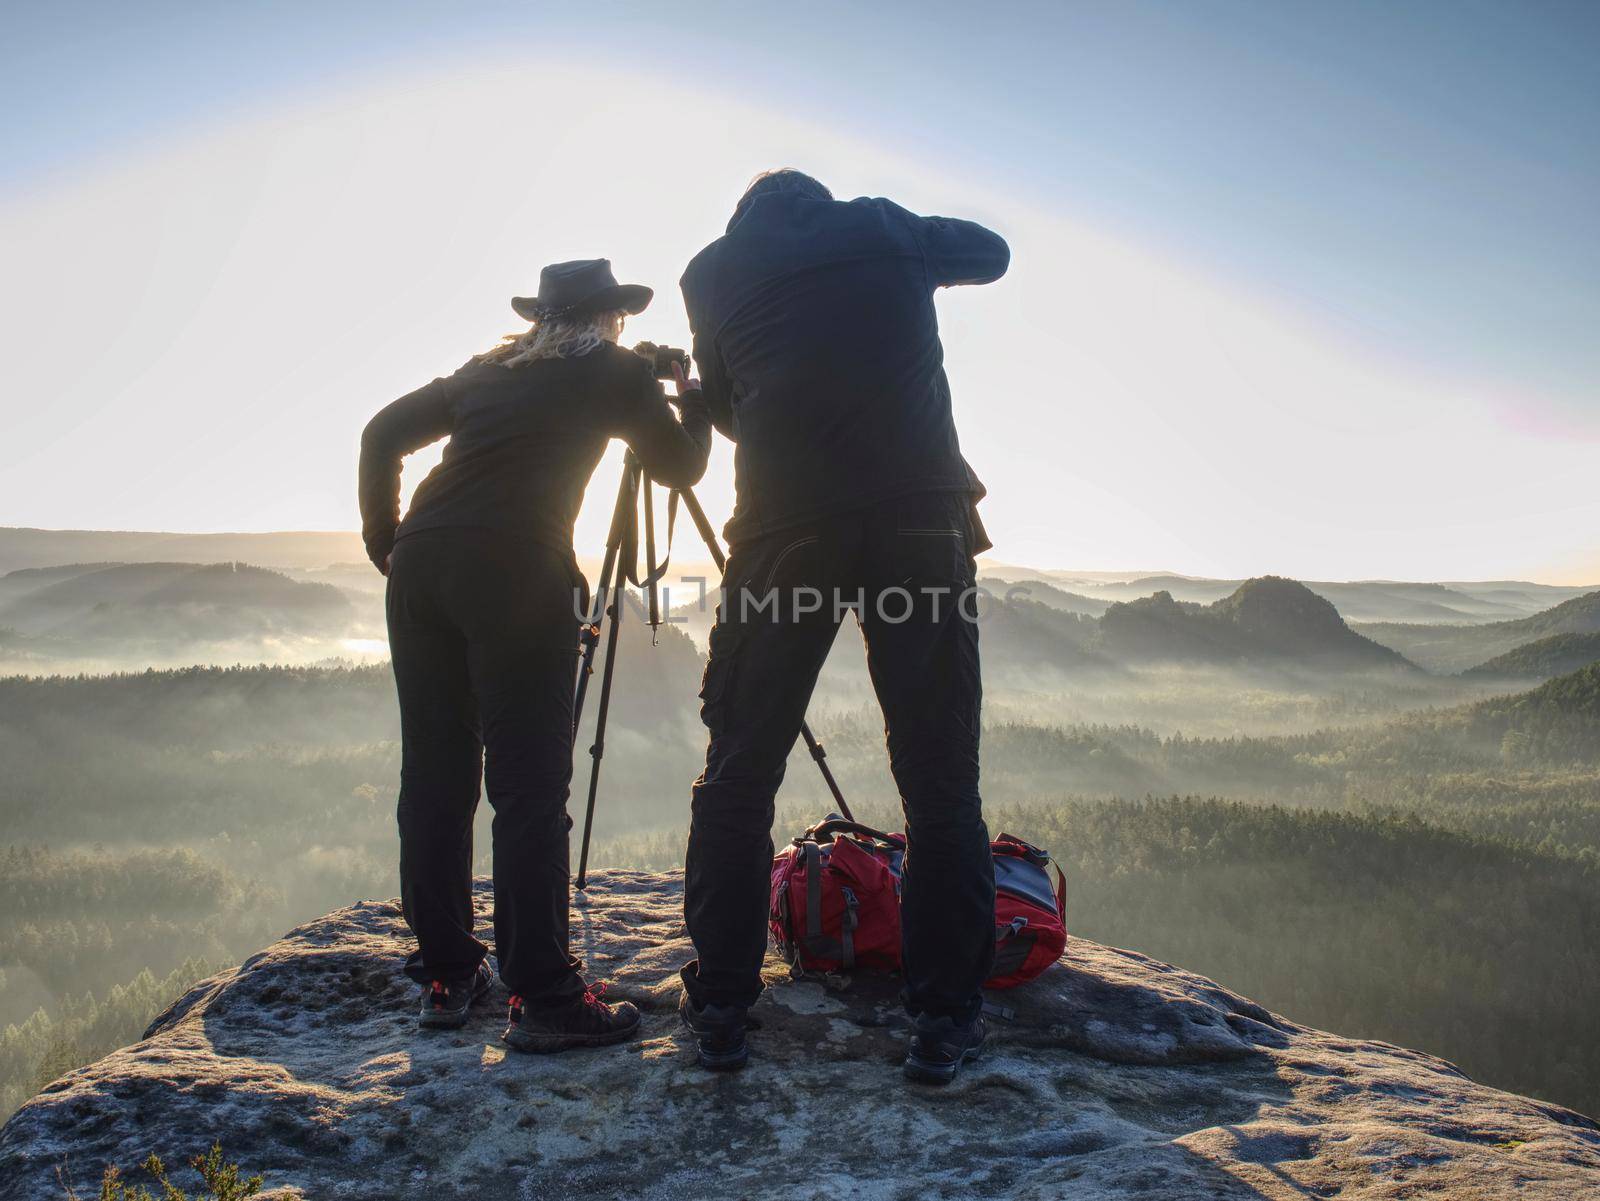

{"left": 385, "top": 527, "right": 586, "bottom": 1005}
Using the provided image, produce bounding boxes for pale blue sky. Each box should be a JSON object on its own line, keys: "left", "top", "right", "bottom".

{"left": 2, "top": 1, "right": 1596, "bottom": 578}
{"left": 8, "top": 1, "right": 1597, "bottom": 400}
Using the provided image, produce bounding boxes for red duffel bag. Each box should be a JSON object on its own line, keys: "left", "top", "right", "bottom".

{"left": 769, "top": 817, "right": 1068, "bottom": 989}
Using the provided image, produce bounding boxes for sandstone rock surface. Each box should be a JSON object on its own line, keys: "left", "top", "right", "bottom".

{"left": 2, "top": 870, "right": 1597, "bottom": 1199}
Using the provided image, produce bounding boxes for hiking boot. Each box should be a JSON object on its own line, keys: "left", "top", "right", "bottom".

{"left": 502, "top": 983, "right": 641, "bottom": 1054}
{"left": 903, "top": 1012, "right": 986, "bottom": 1084}
{"left": 678, "top": 991, "right": 751, "bottom": 1071}
{"left": 418, "top": 961, "right": 493, "bottom": 1030}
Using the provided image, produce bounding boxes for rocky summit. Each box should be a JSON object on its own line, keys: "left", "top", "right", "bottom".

{"left": 2, "top": 871, "right": 1597, "bottom": 1200}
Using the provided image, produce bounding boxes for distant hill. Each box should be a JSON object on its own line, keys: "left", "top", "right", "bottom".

{"left": 1462, "top": 632, "right": 1600, "bottom": 681}
{"left": 1473, "top": 661, "right": 1600, "bottom": 723}
{"left": 1365, "top": 660, "right": 1600, "bottom": 769}
{"left": 1443, "top": 581, "right": 1600, "bottom": 614}
{"left": 1098, "top": 576, "right": 1414, "bottom": 670}
{"left": 974, "top": 574, "right": 1109, "bottom": 616}
{"left": 978, "top": 596, "right": 1114, "bottom": 678}
{"left": 1457, "top": 662, "right": 1600, "bottom": 763}
{"left": 1078, "top": 574, "right": 1244, "bottom": 604}
{"left": 0, "top": 562, "right": 352, "bottom": 649}
{"left": 1358, "top": 591, "right": 1600, "bottom": 673}
{"left": 0, "top": 528, "right": 366, "bottom": 574}
{"left": 1301, "top": 581, "right": 1529, "bottom": 624}
{"left": 997, "top": 568, "right": 1590, "bottom": 625}
{"left": 0, "top": 563, "right": 122, "bottom": 607}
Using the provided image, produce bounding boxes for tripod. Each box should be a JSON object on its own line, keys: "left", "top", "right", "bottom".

{"left": 571, "top": 452, "right": 853, "bottom": 890}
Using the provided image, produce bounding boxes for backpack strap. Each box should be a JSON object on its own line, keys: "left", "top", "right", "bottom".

{"left": 797, "top": 838, "right": 859, "bottom": 968}
{"left": 839, "top": 886, "right": 859, "bottom": 971}
{"left": 772, "top": 879, "right": 795, "bottom": 964}
{"left": 994, "top": 833, "right": 1051, "bottom": 868}
{"left": 801, "top": 818, "right": 906, "bottom": 850}
{"left": 801, "top": 840, "right": 843, "bottom": 963}
{"left": 804, "top": 840, "right": 824, "bottom": 950}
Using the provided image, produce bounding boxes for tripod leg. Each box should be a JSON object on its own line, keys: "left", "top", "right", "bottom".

{"left": 574, "top": 571, "right": 624, "bottom": 892}
{"left": 574, "top": 460, "right": 639, "bottom": 735}
{"left": 676, "top": 487, "right": 856, "bottom": 823}
{"left": 643, "top": 477, "right": 661, "bottom": 636}
{"left": 798, "top": 726, "right": 854, "bottom": 822}
{"left": 573, "top": 544, "right": 617, "bottom": 736}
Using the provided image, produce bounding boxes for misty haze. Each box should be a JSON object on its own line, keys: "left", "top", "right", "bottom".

{"left": 4, "top": 522, "right": 1599, "bottom": 1126}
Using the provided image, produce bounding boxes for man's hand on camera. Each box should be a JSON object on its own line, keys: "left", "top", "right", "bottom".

{"left": 670, "top": 360, "right": 702, "bottom": 406}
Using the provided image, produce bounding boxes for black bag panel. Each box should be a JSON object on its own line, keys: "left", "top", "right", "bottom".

{"left": 994, "top": 855, "right": 1059, "bottom": 915}
{"left": 991, "top": 926, "right": 1039, "bottom": 979}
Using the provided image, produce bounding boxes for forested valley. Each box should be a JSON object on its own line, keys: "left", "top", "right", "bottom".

{"left": 4, "top": 603, "right": 1598, "bottom": 1119}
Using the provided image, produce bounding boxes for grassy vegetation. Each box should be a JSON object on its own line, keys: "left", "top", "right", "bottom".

{"left": 68, "top": 1143, "right": 262, "bottom": 1201}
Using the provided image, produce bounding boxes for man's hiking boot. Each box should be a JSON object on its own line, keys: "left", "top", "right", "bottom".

{"left": 679, "top": 992, "right": 752, "bottom": 1071}
{"left": 418, "top": 961, "right": 493, "bottom": 1030}
{"left": 903, "top": 1012, "right": 986, "bottom": 1084}
{"left": 502, "top": 984, "right": 641, "bottom": 1054}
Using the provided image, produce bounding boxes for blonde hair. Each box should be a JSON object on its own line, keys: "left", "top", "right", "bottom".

{"left": 479, "top": 309, "right": 625, "bottom": 367}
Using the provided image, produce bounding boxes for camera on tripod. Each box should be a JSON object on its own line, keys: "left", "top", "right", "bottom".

{"left": 632, "top": 340, "right": 690, "bottom": 380}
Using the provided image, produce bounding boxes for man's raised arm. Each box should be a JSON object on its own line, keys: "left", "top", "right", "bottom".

{"left": 916, "top": 214, "right": 1010, "bottom": 288}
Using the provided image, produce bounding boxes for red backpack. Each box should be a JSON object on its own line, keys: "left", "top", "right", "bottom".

{"left": 988, "top": 834, "right": 1070, "bottom": 988}
{"left": 769, "top": 818, "right": 1067, "bottom": 989}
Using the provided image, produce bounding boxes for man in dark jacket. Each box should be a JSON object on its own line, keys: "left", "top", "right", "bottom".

{"left": 677, "top": 169, "right": 1010, "bottom": 1083}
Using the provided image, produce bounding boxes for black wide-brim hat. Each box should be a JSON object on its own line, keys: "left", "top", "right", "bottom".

{"left": 512, "top": 258, "right": 653, "bottom": 322}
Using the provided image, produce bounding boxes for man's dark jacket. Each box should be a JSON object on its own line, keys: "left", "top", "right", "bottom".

{"left": 680, "top": 193, "right": 1009, "bottom": 547}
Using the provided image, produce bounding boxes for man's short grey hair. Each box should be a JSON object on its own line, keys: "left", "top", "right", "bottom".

{"left": 729, "top": 168, "right": 833, "bottom": 230}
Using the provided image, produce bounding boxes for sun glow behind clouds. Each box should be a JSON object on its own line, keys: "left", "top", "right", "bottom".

{"left": 1, "top": 61, "right": 1594, "bottom": 582}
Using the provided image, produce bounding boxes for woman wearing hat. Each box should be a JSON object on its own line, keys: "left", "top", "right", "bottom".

{"left": 358, "top": 259, "right": 710, "bottom": 1052}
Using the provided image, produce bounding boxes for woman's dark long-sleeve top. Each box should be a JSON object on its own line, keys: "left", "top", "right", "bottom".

{"left": 359, "top": 343, "right": 712, "bottom": 571}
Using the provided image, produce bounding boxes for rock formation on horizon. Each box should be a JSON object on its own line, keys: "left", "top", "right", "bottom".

{"left": 1099, "top": 576, "right": 1415, "bottom": 669}
{"left": 2, "top": 871, "right": 1596, "bottom": 1200}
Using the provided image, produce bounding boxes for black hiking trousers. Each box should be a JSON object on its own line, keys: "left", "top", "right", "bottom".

{"left": 682, "top": 492, "right": 996, "bottom": 1022}
{"left": 386, "top": 527, "right": 587, "bottom": 1006}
